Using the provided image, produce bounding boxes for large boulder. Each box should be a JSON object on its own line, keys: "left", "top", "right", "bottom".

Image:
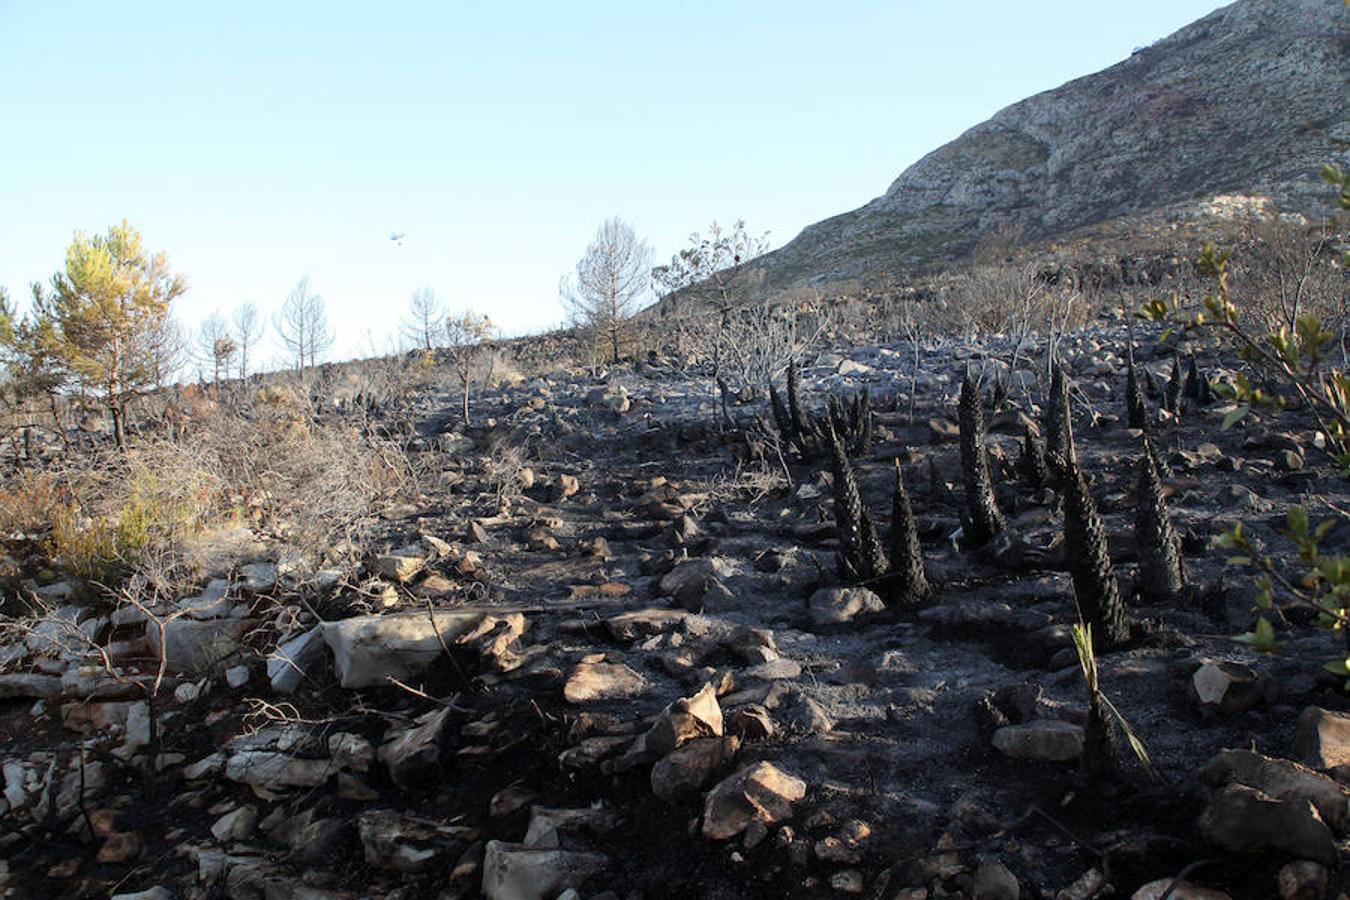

{"left": 145, "top": 618, "right": 248, "bottom": 674}
{"left": 322, "top": 611, "right": 525, "bottom": 689}
{"left": 1294, "top": 706, "right": 1350, "bottom": 771}
{"left": 1198, "top": 783, "right": 1337, "bottom": 866}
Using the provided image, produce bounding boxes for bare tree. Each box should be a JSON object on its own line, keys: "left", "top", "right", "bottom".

{"left": 445, "top": 310, "right": 495, "bottom": 425}
{"left": 197, "top": 314, "right": 238, "bottom": 391}
{"left": 561, "top": 217, "right": 651, "bottom": 367}
{"left": 275, "top": 277, "right": 334, "bottom": 371}
{"left": 652, "top": 219, "right": 771, "bottom": 425}
{"left": 233, "top": 302, "right": 261, "bottom": 381}
{"left": 402, "top": 288, "right": 444, "bottom": 351}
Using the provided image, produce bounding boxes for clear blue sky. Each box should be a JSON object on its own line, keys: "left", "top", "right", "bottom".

{"left": 1, "top": 1, "right": 1224, "bottom": 367}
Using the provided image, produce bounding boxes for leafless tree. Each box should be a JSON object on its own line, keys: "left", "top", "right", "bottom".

{"left": 197, "top": 314, "right": 238, "bottom": 391}
{"left": 445, "top": 310, "right": 495, "bottom": 425}
{"left": 561, "top": 217, "right": 651, "bottom": 367}
{"left": 275, "top": 277, "right": 334, "bottom": 371}
{"left": 402, "top": 288, "right": 445, "bottom": 351}
{"left": 233, "top": 302, "right": 261, "bottom": 381}
{"left": 652, "top": 219, "right": 771, "bottom": 425}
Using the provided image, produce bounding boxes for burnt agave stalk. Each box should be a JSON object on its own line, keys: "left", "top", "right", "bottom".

{"left": 887, "top": 459, "right": 929, "bottom": 607}
{"left": 1125, "top": 348, "right": 1147, "bottom": 430}
{"left": 788, "top": 362, "right": 815, "bottom": 453}
{"left": 1135, "top": 449, "right": 1186, "bottom": 605}
{"left": 959, "top": 374, "right": 1006, "bottom": 547}
{"left": 1044, "top": 363, "right": 1075, "bottom": 477}
{"left": 1183, "top": 355, "right": 1201, "bottom": 400}
{"left": 1019, "top": 424, "right": 1048, "bottom": 488}
{"left": 1164, "top": 356, "right": 1183, "bottom": 418}
{"left": 828, "top": 424, "right": 889, "bottom": 586}
{"left": 1062, "top": 462, "right": 1130, "bottom": 651}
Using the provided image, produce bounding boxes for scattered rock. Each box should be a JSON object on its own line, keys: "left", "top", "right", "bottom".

{"left": 380, "top": 708, "right": 450, "bottom": 787}
{"left": 651, "top": 736, "right": 741, "bottom": 802}
{"left": 991, "top": 720, "right": 1084, "bottom": 761}
{"left": 1191, "top": 662, "right": 1262, "bottom": 716}
{"left": 266, "top": 626, "right": 325, "bottom": 694}
{"left": 1276, "top": 860, "right": 1329, "bottom": 900}
{"left": 974, "top": 857, "right": 1021, "bottom": 900}
{"left": 145, "top": 618, "right": 247, "bottom": 674}
{"left": 1131, "top": 879, "right": 1231, "bottom": 900}
{"left": 323, "top": 610, "right": 526, "bottom": 689}
{"left": 646, "top": 683, "right": 724, "bottom": 755}
{"left": 807, "top": 587, "right": 885, "bottom": 627}
{"left": 1198, "top": 783, "right": 1337, "bottom": 866}
{"left": 1202, "top": 749, "right": 1350, "bottom": 833}
{"left": 1294, "top": 706, "right": 1350, "bottom": 771}
{"left": 563, "top": 662, "right": 648, "bottom": 703}
{"left": 358, "top": 809, "right": 471, "bottom": 873}
{"left": 701, "top": 761, "right": 807, "bottom": 840}
{"left": 481, "top": 841, "right": 607, "bottom": 900}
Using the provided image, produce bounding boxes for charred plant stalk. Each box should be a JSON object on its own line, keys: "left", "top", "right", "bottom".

{"left": 1044, "top": 363, "right": 1075, "bottom": 477}
{"left": 959, "top": 374, "right": 1006, "bottom": 547}
{"left": 887, "top": 459, "right": 929, "bottom": 607}
{"left": 828, "top": 425, "right": 888, "bottom": 585}
{"left": 1019, "top": 424, "right": 1048, "bottom": 488}
{"left": 1125, "top": 346, "right": 1147, "bottom": 430}
{"left": 1183, "top": 355, "right": 1200, "bottom": 400}
{"left": 1063, "top": 463, "right": 1130, "bottom": 651}
{"left": 1135, "top": 450, "right": 1186, "bottom": 605}
{"left": 1164, "top": 356, "right": 1183, "bottom": 417}
{"left": 1080, "top": 686, "right": 1118, "bottom": 782}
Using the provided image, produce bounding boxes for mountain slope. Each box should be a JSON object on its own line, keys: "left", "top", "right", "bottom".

{"left": 724, "top": 0, "right": 1350, "bottom": 301}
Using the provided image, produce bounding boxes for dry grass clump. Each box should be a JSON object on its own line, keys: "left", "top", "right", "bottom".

{"left": 0, "top": 389, "right": 405, "bottom": 589}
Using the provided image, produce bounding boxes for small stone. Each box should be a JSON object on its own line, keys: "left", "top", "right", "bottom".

{"left": 807, "top": 587, "right": 885, "bottom": 627}
{"left": 225, "top": 665, "right": 250, "bottom": 688}
{"left": 210, "top": 805, "right": 258, "bottom": 842}
{"left": 727, "top": 705, "right": 774, "bottom": 741}
{"left": 973, "top": 858, "right": 1021, "bottom": 900}
{"left": 651, "top": 736, "right": 740, "bottom": 801}
{"left": 562, "top": 662, "right": 648, "bottom": 703}
{"left": 829, "top": 870, "right": 865, "bottom": 894}
{"left": 1191, "top": 662, "right": 1262, "bottom": 716}
{"left": 701, "top": 762, "right": 807, "bottom": 841}
{"left": 991, "top": 720, "right": 1084, "bottom": 761}
{"left": 380, "top": 708, "right": 450, "bottom": 787}
{"left": 97, "top": 831, "right": 142, "bottom": 863}
{"left": 481, "top": 841, "right": 606, "bottom": 900}
{"left": 1277, "top": 449, "right": 1304, "bottom": 472}
{"left": 743, "top": 820, "right": 769, "bottom": 849}
{"left": 328, "top": 732, "right": 377, "bottom": 773}
{"left": 1131, "top": 879, "right": 1231, "bottom": 900}
{"left": 375, "top": 554, "right": 425, "bottom": 583}
{"left": 659, "top": 558, "right": 726, "bottom": 609}
{"left": 1276, "top": 860, "right": 1329, "bottom": 900}
{"left": 646, "top": 683, "right": 724, "bottom": 755}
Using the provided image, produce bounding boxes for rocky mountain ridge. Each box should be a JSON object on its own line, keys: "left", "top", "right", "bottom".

{"left": 711, "top": 0, "right": 1350, "bottom": 304}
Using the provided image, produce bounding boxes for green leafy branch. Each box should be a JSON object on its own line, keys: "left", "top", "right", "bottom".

{"left": 1219, "top": 505, "right": 1350, "bottom": 683}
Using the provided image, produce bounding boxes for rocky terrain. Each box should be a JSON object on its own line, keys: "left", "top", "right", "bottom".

{"left": 1, "top": 316, "right": 1349, "bottom": 900}
{"left": 681, "top": 0, "right": 1350, "bottom": 306}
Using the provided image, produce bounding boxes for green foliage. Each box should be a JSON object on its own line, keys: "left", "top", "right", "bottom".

{"left": 26, "top": 220, "right": 185, "bottom": 447}
{"left": 1070, "top": 622, "right": 1159, "bottom": 780}
{"left": 1140, "top": 243, "right": 1350, "bottom": 467}
{"left": 1221, "top": 506, "right": 1350, "bottom": 678}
